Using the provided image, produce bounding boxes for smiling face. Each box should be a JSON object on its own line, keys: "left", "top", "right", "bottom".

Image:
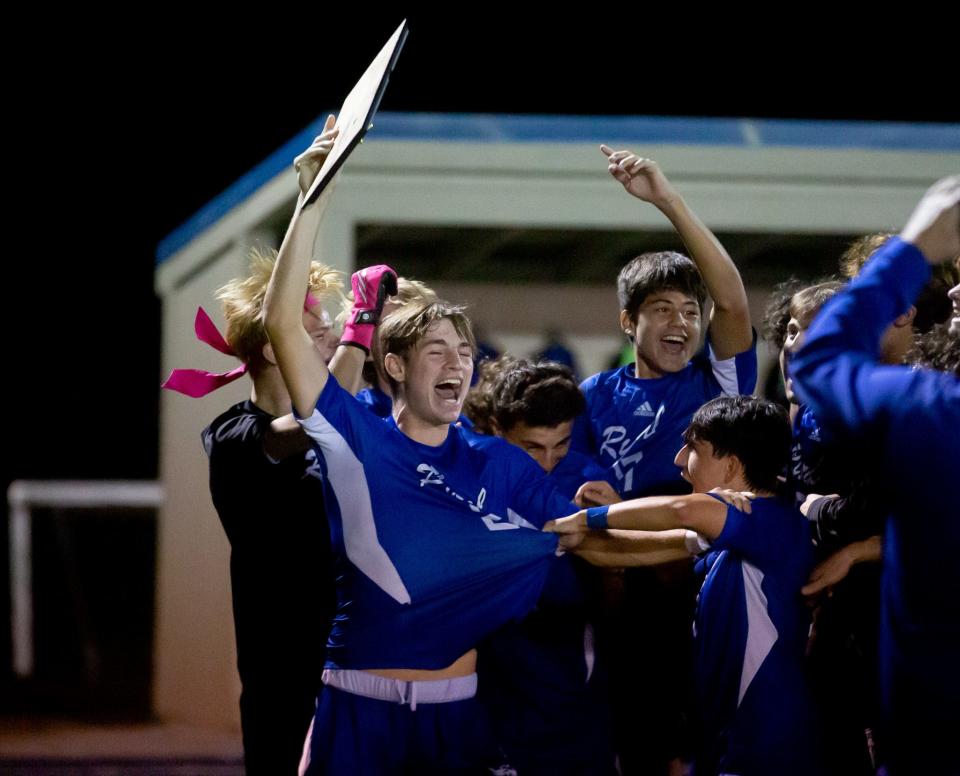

{"left": 674, "top": 438, "right": 736, "bottom": 493}
{"left": 501, "top": 419, "right": 574, "bottom": 474}
{"left": 389, "top": 318, "right": 474, "bottom": 428}
{"left": 621, "top": 290, "right": 702, "bottom": 379}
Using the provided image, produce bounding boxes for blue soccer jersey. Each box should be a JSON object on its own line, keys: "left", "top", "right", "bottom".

{"left": 693, "top": 497, "right": 821, "bottom": 775}
{"left": 355, "top": 385, "right": 393, "bottom": 418}
{"left": 572, "top": 339, "right": 757, "bottom": 499}
{"left": 463, "top": 430, "right": 617, "bottom": 772}
{"left": 297, "top": 376, "right": 576, "bottom": 671}
{"left": 548, "top": 448, "right": 614, "bottom": 502}
{"left": 791, "top": 237, "right": 960, "bottom": 771}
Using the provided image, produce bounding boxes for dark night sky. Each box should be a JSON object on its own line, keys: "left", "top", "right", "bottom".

{"left": 7, "top": 15, "right": 958, "bottom": 483}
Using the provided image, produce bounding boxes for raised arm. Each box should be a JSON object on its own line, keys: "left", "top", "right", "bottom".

{"left": 601, "top": 146, "right": 752, "bottom": 359}
{"left": 263, "top": 116, "right": 340, "bottom": 418}
{"left": 791, "top": 176, "right": 960, "bottom": 436}
{"left": 546, "top": 492, "right": 728, "bottom": 542}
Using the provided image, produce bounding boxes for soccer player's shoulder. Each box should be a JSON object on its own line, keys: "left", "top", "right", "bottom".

{"left": 202, "top": 401, "right": 267, "bottom": 455}
{"left": 580, "top": 364, "right": 629, "bottom": 398}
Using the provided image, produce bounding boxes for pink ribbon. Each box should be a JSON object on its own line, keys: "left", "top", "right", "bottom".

{"left": 163, "top": 291, "right": 322, "bottom": 398}
{"left": 161, "top": 307, "right": 249, "bottom": 398}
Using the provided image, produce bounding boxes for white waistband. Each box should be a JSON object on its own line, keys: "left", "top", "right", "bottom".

{"left": 322, "top": 668, "right": 477, "bottom": 711}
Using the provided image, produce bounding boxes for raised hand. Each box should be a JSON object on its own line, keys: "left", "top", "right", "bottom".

{"left": 900, "top": 175, "right": 960, "bottom": 265}
{"left": 600, "top": 145, "right": 678, "bottom": 206}
{"left": 294, "top": 115, "right": 339, "bottom": 196}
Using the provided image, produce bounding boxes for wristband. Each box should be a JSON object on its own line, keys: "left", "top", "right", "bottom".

{"left": 585, "top": 505, "right": 609, "bottom": 529}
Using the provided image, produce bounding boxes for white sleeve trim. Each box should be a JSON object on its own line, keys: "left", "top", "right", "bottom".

{"left": 708, "top": 344, "right": 744, "bottom": 397}
{"left": 684, "top": 530, "right": 711, "bottom": 555}
{"left": 298, "top": 408, "right": 411, "bottom": 605}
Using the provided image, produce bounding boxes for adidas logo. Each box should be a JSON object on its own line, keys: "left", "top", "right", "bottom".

{"left": 634, "top": 401, "right": 657, "bottom": 417}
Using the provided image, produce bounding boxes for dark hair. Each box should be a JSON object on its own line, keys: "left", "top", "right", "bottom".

{"left": 617, "top": 251, "right": 707, "bottom": 322}
{"left": 908, "top": 323, "right": 960, "bottom": 377}
{"left": 762, "top": 278, "right": 844, "bottom": 350}
{"left": 463, "top": 356, "right": 585, "bottom": 433}
{"left": 683, "top": 395, "right": 790, "bottom": 493}
{"left": 841, "top": 232, "right": 958, "bottom": 334}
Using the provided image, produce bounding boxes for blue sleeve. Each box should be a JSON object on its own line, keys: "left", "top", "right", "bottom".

{"left": 709, "top": 501, "right": 783, "bottom": 571}
{"left": 570, "top": 375, "right": 599, "bottom": 456}
{"left": 791, "top": 238, "right": 956, "bottom": 437}
{"left": 297, "top": 375, "right": 389, "bottom": 462}
{"left": 502, "top": 445, "right": 578, "bottom": 529}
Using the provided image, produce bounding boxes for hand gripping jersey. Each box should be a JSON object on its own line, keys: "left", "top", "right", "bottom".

{"left": 693, "top": 497, "right": 821, "bottom": 776}
{"left": 297, "top": 376, "right": 575, "bottom": 670}
{"left": 572, "top": 338, "right": 757, "bottom": 499}
{"left": 791, "top": 237, "right": 960, "bottom": 772}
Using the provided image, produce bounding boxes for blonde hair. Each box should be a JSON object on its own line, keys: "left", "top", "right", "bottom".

{"left": 839, "top": 233, "right": 895, "bottom": 278}
{"left": 365, "top": 277, "right": 440, "bottom": 387}
{"left": 216, "top": 247, "right": 343, "bottom": 367}
{"left": 378, "top": 300, "right": 476, "bottom": 392}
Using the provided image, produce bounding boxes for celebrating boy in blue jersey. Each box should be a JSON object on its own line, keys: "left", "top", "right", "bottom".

{"left": 571, "top": 149, "right": 756, "bottom": 774}
{"left": 572, "top": 149, "right": 756, "bottom": 499}
{"left": 549, "top": 395, "right": 824, "bottom": 776}
{"left": 262, "top": 117, "right": 578, "bottom": 775}
{"left": 790, "top": 176, "right": 960, "bottom": 774}
{"left": 464, "top": 357, "right": 617, "bottom": 774}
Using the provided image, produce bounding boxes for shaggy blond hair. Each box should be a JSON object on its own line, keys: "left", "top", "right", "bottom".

{"left": 378, "top": 300, "right": 476, "bottom": 392}
{"left": 216, "top": 247, "right": 343, "bottom": 367}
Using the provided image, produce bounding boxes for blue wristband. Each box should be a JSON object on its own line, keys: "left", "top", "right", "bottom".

{"left": 586, "top": 505, "right": 609, "bottom": 529}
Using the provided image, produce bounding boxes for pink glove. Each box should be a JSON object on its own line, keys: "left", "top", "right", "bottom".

{"left": 340, "top": 264, "right": 398, "bottom": 352}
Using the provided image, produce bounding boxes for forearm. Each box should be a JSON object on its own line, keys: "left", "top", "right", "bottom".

{"left": 846, "top": 534, "right": 883, "bottom": 565}
{"left": 657, "top": 196, "right": 746, "bottom": 313}
{"left": 605, "top": 496, "right": 688, "bottom": 531}
{"left": 791, "top": 238, "right": 931, "bottom": 430}
{"left": 573, "top": 528, "right": 693, "bottom": 567}
{"left": 328, "top": 342, "right": 367, "bottom": 395}
{"left": 263, "top": 197, "right": 327, "bottom": 335}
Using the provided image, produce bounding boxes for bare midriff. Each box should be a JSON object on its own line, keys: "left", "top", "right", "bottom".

{"left": 367, "top": 649, "right": 477, "bottom": 681}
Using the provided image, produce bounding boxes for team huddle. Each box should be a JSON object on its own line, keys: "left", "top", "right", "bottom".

{"left": 168, "top": 115, "right": 960, "bottom": 775}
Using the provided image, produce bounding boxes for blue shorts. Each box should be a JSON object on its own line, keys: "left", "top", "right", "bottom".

{"left": 301, "top": 670, "right": 494, "bottom": 775}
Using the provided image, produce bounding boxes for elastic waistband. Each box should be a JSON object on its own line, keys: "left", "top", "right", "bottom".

{"left": 322, "top": 668, "right": 477, "bottom": 711}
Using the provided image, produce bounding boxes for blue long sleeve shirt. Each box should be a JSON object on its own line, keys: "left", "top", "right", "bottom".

{"left": 791, "top": 236, "right": 960, "bottom": 772}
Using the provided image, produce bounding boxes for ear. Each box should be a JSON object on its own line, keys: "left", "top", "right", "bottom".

{"left": 490, "top": 418, "right": 503, "bottom": 437}
{"left": 619, "top": 309, "right": 634, "bottom": 338}
{"left": 261, "top": 341, "right": 278, "bottom": 366}
{"left": 383, "top": 352, "right": 406, "bottom": 384}
{"left": 724, "top": 455, "right": 745, "bottom": 488}
{"left": 892, "top": 305, "right": 916, "bottom": 329}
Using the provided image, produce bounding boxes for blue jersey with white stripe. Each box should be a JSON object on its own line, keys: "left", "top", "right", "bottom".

{"left": 572, "top": 338, "right": 758, "bottom": 499}
{"left": 791, "top": 237, "right": 960, "bottom": 770}
{"left": 298, "top": 376, "right": 575, "bottom": 671}
{"left": 693, "top": 497, "right": 820, "bottom": 775}
{"left": 463, "top": 430, "right": 616, "bottom": 771}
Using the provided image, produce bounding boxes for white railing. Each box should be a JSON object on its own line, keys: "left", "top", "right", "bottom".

{"left": 7, "top": 480, "right": 164, "bottom": 677}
